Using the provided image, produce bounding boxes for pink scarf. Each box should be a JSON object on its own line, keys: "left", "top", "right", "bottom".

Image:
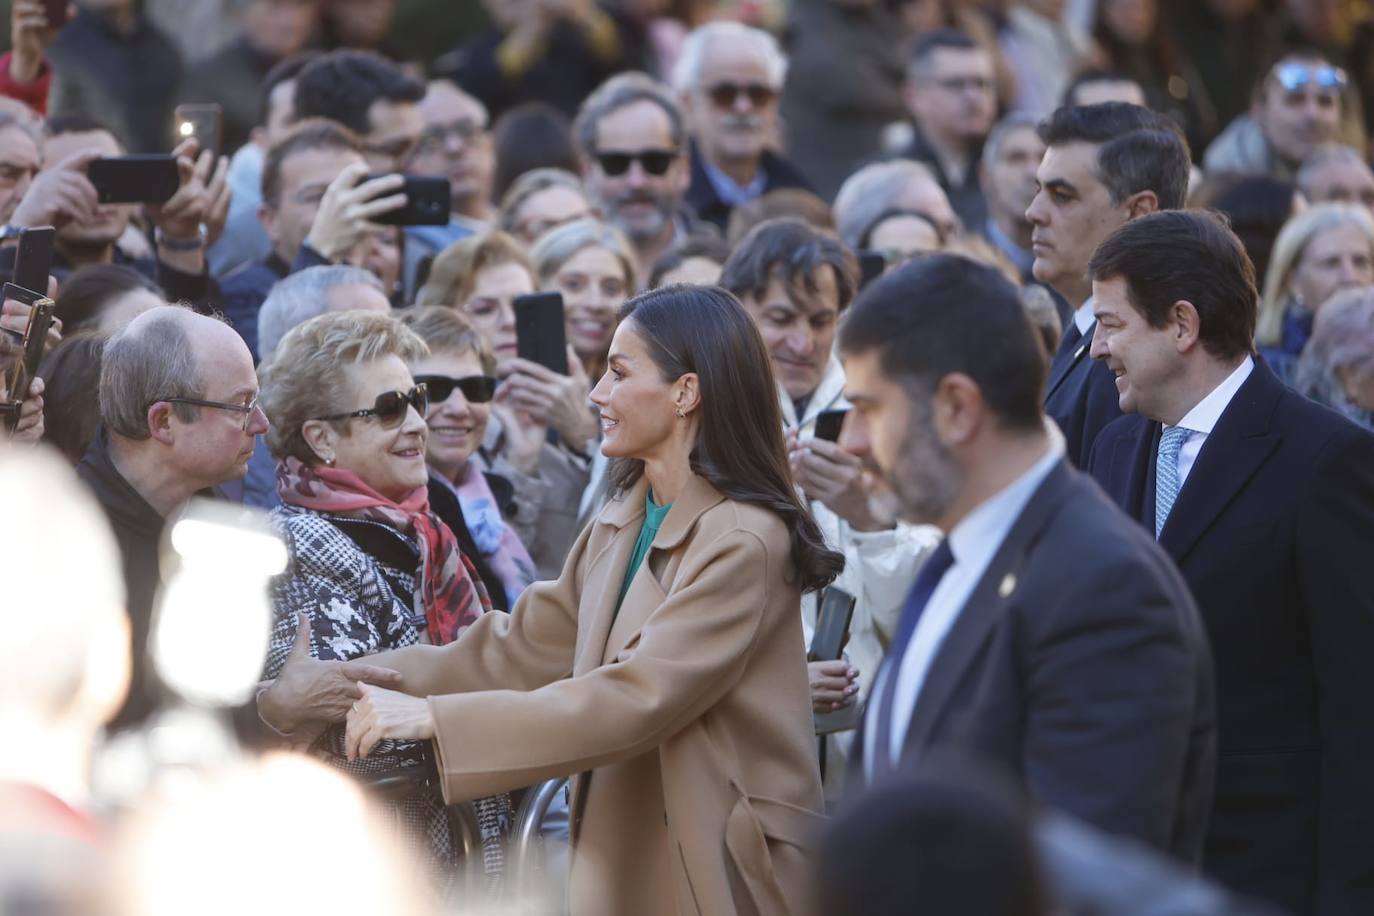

{"left": 277, "top": 457, "right": 491, "bottom": 645}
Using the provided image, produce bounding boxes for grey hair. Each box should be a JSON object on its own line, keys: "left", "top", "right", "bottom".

{"left": 99, "top": 309, "right": 203, "bottom": 439}
{"left": 257, "top": 265, "right": 385, "bottom": 361}
{"left": 833, "top": 159, "right": 939, "bottom": 249}
{"left": 497, "top": 167, "right": 587, "bottom": 235}
{"left": 572, "top": 72, "right": 685, "bottom": 159}
{"left": 529, "top": 217, "right": 637, "bottom": 291}
{"left": 1297, "top": 144, "right": 1373, "bottom": 195}
{"left": 671, "top": 21, "right": 787, "bottom": 92}
{"left": 982, "top": 111, "right": 1042, "bottom": 173}
{"left": 1257, "top": 203, "right": 1374, "bottom": 346}
{"left": 1294, "top": 285, "right": 1374, "bottom": 407}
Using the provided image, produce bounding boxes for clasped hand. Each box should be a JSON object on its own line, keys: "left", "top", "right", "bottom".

{"left": 344, "top": 683, "right": 437, "bottom": 761}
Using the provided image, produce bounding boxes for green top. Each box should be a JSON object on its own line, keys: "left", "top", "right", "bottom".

{"left": 617, "top": 490, "right": 674, "bottom": 611}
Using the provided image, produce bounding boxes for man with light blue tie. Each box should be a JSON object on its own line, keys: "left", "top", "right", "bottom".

{"left": 837, "top": 253, "right": 1215, "bottom": 862}
{"left": 1087, "top": 210, "right": 1374, "bottom": 916}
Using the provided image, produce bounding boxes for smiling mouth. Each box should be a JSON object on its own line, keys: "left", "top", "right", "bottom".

{"left": 600, "top": 415, "right": 619, "bottom": 430}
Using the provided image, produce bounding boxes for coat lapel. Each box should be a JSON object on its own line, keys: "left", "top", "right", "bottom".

{"left": 1045, "top": 320, "right": 1091, "bottom": 400}
{"left": 899, "top": 461, "right": 1075, "bottom": 758}
{"left": 573, "top": 479, "right": 646, "bottom": 678}
{"left": 1158, "top": 364, "right": 1283, "bottom": 563}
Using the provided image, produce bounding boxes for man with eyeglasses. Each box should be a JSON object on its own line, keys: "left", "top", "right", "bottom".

{"left": 76, "top": 305, "right": 268, "bottom": 730}
{"left": 1204, "top": 52, "right": 1347, "bottom": 181}
{"left": 292, "top": 50, "right": 425, "bottom": 174}
{"left": 573, "top": 71, "right": 697, "bottom": 288}
{"left": 674, "top": 21, "right": 812, "bottom": 233}
{"left": 402, "top": 79, "right": 495, "bottom": 300}
{"left": 897, "top": 29, "right": 998, "bottom": 232}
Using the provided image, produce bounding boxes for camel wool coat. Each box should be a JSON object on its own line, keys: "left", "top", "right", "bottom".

{"left": 373, "top": 473, "right": 825, "bottom": 915}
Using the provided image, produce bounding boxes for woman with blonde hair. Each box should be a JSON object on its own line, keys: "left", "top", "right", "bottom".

{"left": 1257, "top": 203, "right": 1374, "bottom": 382}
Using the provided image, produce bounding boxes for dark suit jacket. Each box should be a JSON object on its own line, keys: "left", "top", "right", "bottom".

{"left": 1088, "top": 360, "right": 1374, "bottom": 916}
{"left": 1044, "top": 318, "right": 1124, "bottom": 467}
{"left": 854, "top": 459, "right": 1217, "bottom": 863}
{"left": 684, "top": 141, "right": 814, "bottom": 232}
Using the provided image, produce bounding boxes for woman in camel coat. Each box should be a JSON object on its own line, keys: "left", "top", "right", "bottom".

{"left": 262, "top": 285, "right": 843, "bottom": 914}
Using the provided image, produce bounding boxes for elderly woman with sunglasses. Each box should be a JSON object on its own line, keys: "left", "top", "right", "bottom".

{"left": 400, "top": 306, "right": 537, "bottom": 609}
{"left": 257, "top": 310, "right": 511, "bottom": 887}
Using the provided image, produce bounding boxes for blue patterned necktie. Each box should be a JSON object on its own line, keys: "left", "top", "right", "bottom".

{"left": 871, "top": 539, "right": 956, "bottom": 779}
{"left": 1155, "top": 425, "right": 1192, "bottom": 538}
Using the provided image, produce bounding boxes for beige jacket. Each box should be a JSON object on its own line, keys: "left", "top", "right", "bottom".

{"left": 374, "top": 474, "right": 825, "bottom": 915}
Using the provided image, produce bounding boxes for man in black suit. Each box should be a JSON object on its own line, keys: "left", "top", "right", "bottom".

{"left": 1086, "top": 210, "right": 1374, "bottom": 916}
{"left": 837, "top": 254, "right": 1216, "bottom": 862}
{"left": 1028, "top": 103, "right": 1190, "bottom": 466}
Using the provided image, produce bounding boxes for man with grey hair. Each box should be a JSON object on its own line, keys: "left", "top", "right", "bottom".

{"left": 979, "top": 112, "right": 1044, "bottom": 283}
{"left": 573, "top": 71, "right": 696, "bottom": 287}
{"left": 674, "top": 21, "right": 811, "bottom": 232}
{"left": 833, "top": 159, "right": 960, "bottom": 251}
{"left": 1296, "top": 144, "right": 1374, "bottom": 214}
{"left": 77, "top": 305, "right": 268, "bottom": 729}
{"left": 239, "top": 264, "right": 389, "bottom": 510}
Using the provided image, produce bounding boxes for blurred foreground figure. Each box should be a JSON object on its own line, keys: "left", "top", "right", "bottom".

{"left": 0, "top": 447, "right": 129, "bottom": 914}
{"left": 107, "top": 754, "right": 436, "bottom": 916}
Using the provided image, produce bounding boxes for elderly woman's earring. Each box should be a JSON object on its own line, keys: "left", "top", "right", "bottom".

{"left": 325, "top": 456, "right": 336, "bottom": 467}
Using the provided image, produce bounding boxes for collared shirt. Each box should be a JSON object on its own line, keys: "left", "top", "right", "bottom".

{"left": 1073, "top": 297, "right": 1096, "bottom": 336}
{"left": 1167, "top": 356, "right": 1254, "bottom": 487}
{"left": 867, "top": 432, "right": 1065, "bottom": 770}
{"left": 700, "top": 156, "right": 767, "bottom": 209}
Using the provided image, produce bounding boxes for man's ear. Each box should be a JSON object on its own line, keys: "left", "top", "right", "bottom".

{"left": 258, "top": 201, "right": 278, "bottom": 243}
{"left": 1172, "top": 299, "right": 1203, "bottom": 353}
{"left": 931, "top": 372, "right": 985, "bottom": 446}
{"left": 1125, "top": 189, "right": 1160, "bottom": 219}
{"left": 147, "top": 401, "right": 178, "bottom": 446}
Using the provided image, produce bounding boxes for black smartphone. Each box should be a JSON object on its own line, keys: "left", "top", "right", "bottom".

{"left": 13, "top": 226, "right": 55, "bottom": 296}
{"left": 173, "top": 103, "right": 223, "bottom": 161}
{"left": 856, "top": 249, "right": 886, "bottom": 290}
{"left": 811, "top": 587, "right": 860, "bottom": 735}
{"left": 87, "top": 155, "right": 180, "bottom": 205}
{"left": 813, "top": 408, "right": 849, "bottom": 443}
{"left": 514, "top": 291, "right": 569, "bottom": 376}
{"left": 2, "top": 283, "right": 54, "bottom": 432}
{"left": 41, "top": 0, "right": 70, "bottom": 29}
{"left": 363, "top": 174, "right": 451, "bottom": 226}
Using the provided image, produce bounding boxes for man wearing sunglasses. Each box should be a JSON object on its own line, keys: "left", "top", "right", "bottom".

{"left": 573, "top": 72, "right": 697, "bottom": 288}
{"left": 1204, "top": 52, "right": 1348, "bottom": 181}
{"left": 674, "top": 22, "right": 812, "bottom": 233}
{"left": 76, "top": 305, "right": 269, "bottom": 732}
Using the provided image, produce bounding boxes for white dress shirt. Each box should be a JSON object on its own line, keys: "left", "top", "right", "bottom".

{"left": 1166, "top": 356, "right": 1254, "bottom": 487}
{"left": 866, "top": 434, "right": 1065, "bottom": 772}
{"left": 1073, "top": 297, "right": 1095, "bottom": 337}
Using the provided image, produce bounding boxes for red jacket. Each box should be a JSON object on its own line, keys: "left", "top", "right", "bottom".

{"left": 0, "top": 51, "right": 50, "bottom": 114}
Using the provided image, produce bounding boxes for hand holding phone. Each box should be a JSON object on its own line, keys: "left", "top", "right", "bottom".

{"left": 362, "top": 173, "right": 450, "bottom": 226}
{"left": 514, "top": 291, "right": 570, "bottom": 376}
{"left": 174, "top": 104, "right": 223, "bottom": 161}
{"left": 9, "top": 148, "right": 101, "bottom": 230}
{"left": 813, "top": 408, "right": 849, "bottom": 443}
{"left": 304, "top": 163, "right": 404, "bottom": 262}
{"left": 1, "top": 282, "right": 54, "bottom": 433}
{"left": 87, "top": 155, "right": 180, "bottom": 205}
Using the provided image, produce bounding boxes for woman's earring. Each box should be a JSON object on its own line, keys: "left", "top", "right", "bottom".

{"left": 675, "top": 408, "right": 684, "bottom": 418}
{"left": 324, "top": 456, "right": 336, "bottom": 467}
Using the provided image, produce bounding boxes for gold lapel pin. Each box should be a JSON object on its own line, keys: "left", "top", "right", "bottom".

{"left": 998, "top": 573, "right": 1016, "bottom": 598}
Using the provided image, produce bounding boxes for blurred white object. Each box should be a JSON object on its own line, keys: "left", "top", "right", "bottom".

{"left": 152, "top": 499, "right": 286, "bottom": 707}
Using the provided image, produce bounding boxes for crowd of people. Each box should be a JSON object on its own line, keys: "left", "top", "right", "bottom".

{"left": 2, "top": 1, "right": 1374, "bottom": 915}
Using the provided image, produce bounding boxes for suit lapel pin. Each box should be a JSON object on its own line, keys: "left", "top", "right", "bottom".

{"left": 1073, "top": 343, "right": 1087, "bottom": 360}
{"left": 998, "top": 573, "right": 1016, "bottom": 598}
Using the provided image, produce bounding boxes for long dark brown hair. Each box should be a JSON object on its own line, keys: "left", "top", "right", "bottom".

{"left": 608, "top": 285, "right": 844, "bottom": 593}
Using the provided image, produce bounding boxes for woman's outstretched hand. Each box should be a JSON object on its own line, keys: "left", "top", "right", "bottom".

{"left": 345, "top": 682, "right": 437, "bottom": 760}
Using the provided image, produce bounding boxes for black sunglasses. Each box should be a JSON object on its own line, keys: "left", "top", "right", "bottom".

{"left": 706, "top": 82, "right": 776, "bottom": 109}
{"left": 316, "top": 384, "right": 429, "bottom": 428}
{"left": 594, "top": 149, "right": 677, "bottom": 177}
{"left": 412, "top": 374, "right": 497, "bottom": 405}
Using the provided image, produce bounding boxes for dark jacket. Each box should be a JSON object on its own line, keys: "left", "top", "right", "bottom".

{"left": 47, "top": 10, "right": 183, "bottom": 153}
{"left": 76, "top": 428, "right": 166, "bottom": 731}
{"left": 0, "top": 244, "right": 217, "bottom": 315}
{"left": 684, "top": 140, "right": 814, "bottom": 232}
{"left": 1088, "top": 361, "right": 1374, "bottom": 916}
{"left": 426, "top": 471, "right": 512, "bottom": 613}
{"left": 1043, "top": 319, "right": 1123, "bottom": 467}
{"left": 854, "top": 459, "right": 1217, "bottom": 865}
{"left": 218, "top": 245, "right": 330, "bottom": 361}
{"left": 899, "top": 125, "right": 988, "bottom": 232}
